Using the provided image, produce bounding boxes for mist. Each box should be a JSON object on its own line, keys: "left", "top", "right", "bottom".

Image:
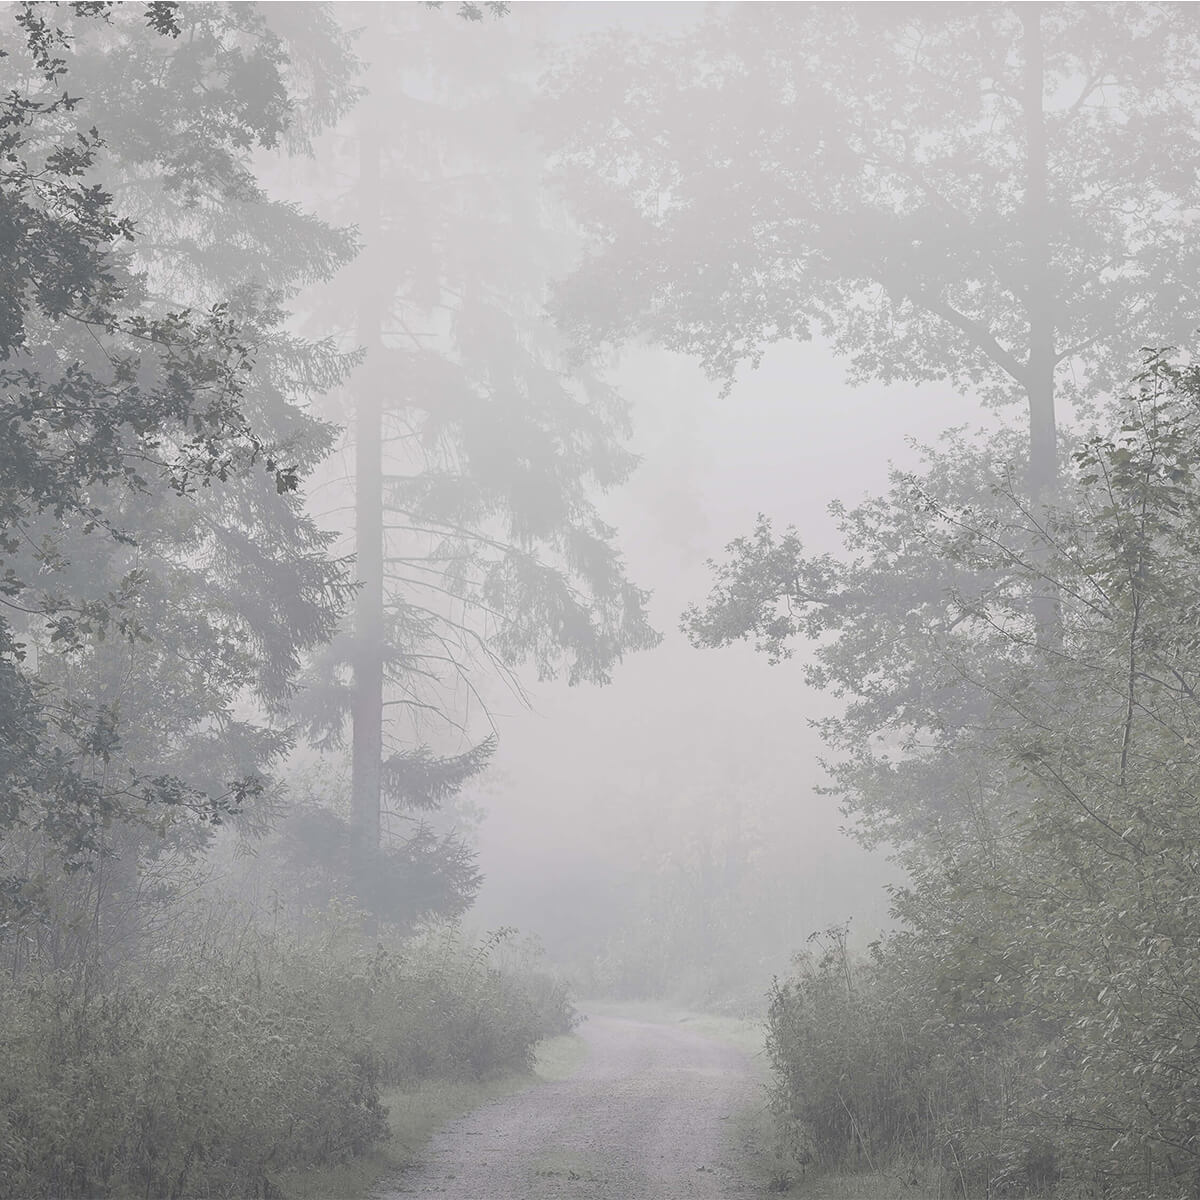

{"left": 4, "top": 3, "right": 1200, "bottom": 1198}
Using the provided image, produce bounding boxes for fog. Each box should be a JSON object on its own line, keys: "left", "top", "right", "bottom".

{"left": 469, "top": 342, "right": 967, "bottom": 981}
{"left": 7, "top": 3, "right": 1200, "bottom": 1197}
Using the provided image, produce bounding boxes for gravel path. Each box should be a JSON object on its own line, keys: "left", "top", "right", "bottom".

{"left": 380, "top": 1013, "right": 761, "bottom": 1199}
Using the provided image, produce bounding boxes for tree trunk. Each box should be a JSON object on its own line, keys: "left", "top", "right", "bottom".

{"left": 1021, "top": 6, "right": 1063, "bottom": 645}
{"left": 1022, "top": 4, "right": 1057, "bottom": 493}
{"left": 351, "top": 116, "right": 384, "bottom": 849}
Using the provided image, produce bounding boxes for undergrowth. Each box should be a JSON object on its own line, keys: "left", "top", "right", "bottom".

{"left": 0, "top": 917, "right": 575, "bottom": 1199}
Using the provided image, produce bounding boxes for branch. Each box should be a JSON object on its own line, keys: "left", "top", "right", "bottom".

{"left": 904, "top": 282, "right": 1029, "bottom": 386}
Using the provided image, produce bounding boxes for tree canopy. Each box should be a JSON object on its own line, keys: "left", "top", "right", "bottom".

{"left": 544, "top": 3, "right": 1200, "bottom": 488}
{"left": 0, "top": 2, "right": 297, "bottom": 868}
{"left": 0, "top": 2, "right": 362, "bottom": 963}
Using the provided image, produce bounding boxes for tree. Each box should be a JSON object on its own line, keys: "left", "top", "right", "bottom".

{"left": 682, "top": 425, "right": 1033, "bottom": 845}
{"left": 293, "top": 4, "right": 658, "bottom": 854}
{"left": 748, "top": 356, "right": 1200, "bottom": 1193}
{"left": 0, "top": 1, "right": 284, "bottom": 863}
{"left": 543, "top": 3, "right": 1200, "bottom": 490}
{"left": 0, "top": 1, "right": 358, "bottom": 961}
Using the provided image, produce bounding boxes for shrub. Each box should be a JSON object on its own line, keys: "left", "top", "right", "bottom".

{"left": 0, "top": 969, "right": 387, "bottom": 1199}
{"left": 766, "top": 927, "right": 946, "bottom": 1171}
{"left": 314, "top": 924, "right": 577, "bottom": 1084}
{"left": 0, "top": 917, "right": 573, "bottom": 1198}
{"left": 765, "top": 926, "right": 1054, "bottom": 1196}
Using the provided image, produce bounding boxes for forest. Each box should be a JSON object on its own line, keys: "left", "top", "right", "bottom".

{"left": 4, "top": 2, "right": 1200, "bottom": 1199}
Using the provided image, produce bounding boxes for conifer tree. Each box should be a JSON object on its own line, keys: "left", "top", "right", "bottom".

{"left": 294, "top": 5, "right": 657, "bottom": 855}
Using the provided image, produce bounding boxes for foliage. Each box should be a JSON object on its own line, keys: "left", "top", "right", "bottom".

{"left": 0, "top": 0, "right": 299, "bottom": 870}
{"left": 0, "top": 910, "right": 574, "bottom": 1199}
{"left": 293, "top": 3, "right": 658, "bottom": 785}
{"left": 0, "top": 967, "right": 387, "bottom": 1199}
{"left": 544, "top": 5, "right": 1200, "bottom": 487}
{"left": 684, "top": 422, "right": 1037, "bottom": 845}
{"left": 338, "top": 924, "right": 577, "bottom": 1084}
{"left": 0, "top": 9, "right": 593, "bottom": 1198}
{"left": 767, "top": 928, "right": 941, "bottom": 1171}
{"left": 425, "top": 1, "right": 510, "bottom": 19}
{"left": 276, "top": 804, "right": 481, "bottom": 927}
{"left": 0, "top": 0, "right": 360, "bottom": 921}
{"left": 0, "top": 1, "right": 361, "bottom": 962}
{"left": 766, "top": 928, "right": 1057, "bottom": 1195}
{"left": 751, "top": 355, "right": 1200, "bottom": 1196}
{"left": 259, "top": 737, "right": 492, "bottom": 929}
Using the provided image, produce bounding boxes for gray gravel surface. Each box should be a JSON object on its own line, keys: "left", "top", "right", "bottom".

{"left": 380, "top": 1013, "right": 761, "bottom": 1199}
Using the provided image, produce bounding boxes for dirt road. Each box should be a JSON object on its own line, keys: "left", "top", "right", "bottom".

{"left": 382, "top": 1013, "right": 761, "bottom": 1199}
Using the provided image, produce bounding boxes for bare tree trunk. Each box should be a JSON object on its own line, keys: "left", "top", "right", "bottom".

{"left": 1022, "top": 4, "right": 1057, "bottom": 494}
{"left": 351, "top": 116, "right": 384, "bottom": 849}
{"left": 1019, "top": 4, "right": 1064, "bottom": 651}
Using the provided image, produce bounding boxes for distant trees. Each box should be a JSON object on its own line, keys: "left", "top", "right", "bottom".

{"left": 544, "top": 3, "right": 1200, "bottom": 490}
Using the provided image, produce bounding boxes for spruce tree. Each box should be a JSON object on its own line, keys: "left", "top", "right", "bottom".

{"left": 293, "top": 5, "right": 657, "bottom": 860}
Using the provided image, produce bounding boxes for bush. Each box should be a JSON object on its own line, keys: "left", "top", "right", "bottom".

{"left": 302, "top": 923, "right": 577, "bottom": 1085}
{"left": 0, "top": 970, "right": 387, "bottom": 1199}
{"left": 0, "top": 917, "right": 574, "bottom": 1199}
{"left": 765, "top": 927, "right": 1054, "bottom": 1196}
{"left": 766, "top": 927, "right": 946, "bottom": 1171}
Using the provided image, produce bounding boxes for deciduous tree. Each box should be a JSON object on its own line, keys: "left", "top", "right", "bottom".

{"left": 544, "top": 3, "right": 1200, "bottom": 490}
{"left": 0, "top": 1, "right": 357, "bottom": 959}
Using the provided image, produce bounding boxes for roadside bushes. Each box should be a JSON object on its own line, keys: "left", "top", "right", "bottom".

{"left": 0, "top": 918, "right": 574, "bottom": 1200}
{"left": 301, "top": 923, "right": 577, "bottom": 1085}
{"left": 757, "top": 361, "right": 1200, "bottom": 1197}
{"left": 768, "top": 834, "right": 1200, "bottom": 1196}
{"left": 766, "top": 926, "right": 953, "bottom": 1172}
{"left": 766, "top": 925, "right": 1056, "bottom": 1196}
{"left": 0, "top": 968, "right": 387, "bottom": 1200}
